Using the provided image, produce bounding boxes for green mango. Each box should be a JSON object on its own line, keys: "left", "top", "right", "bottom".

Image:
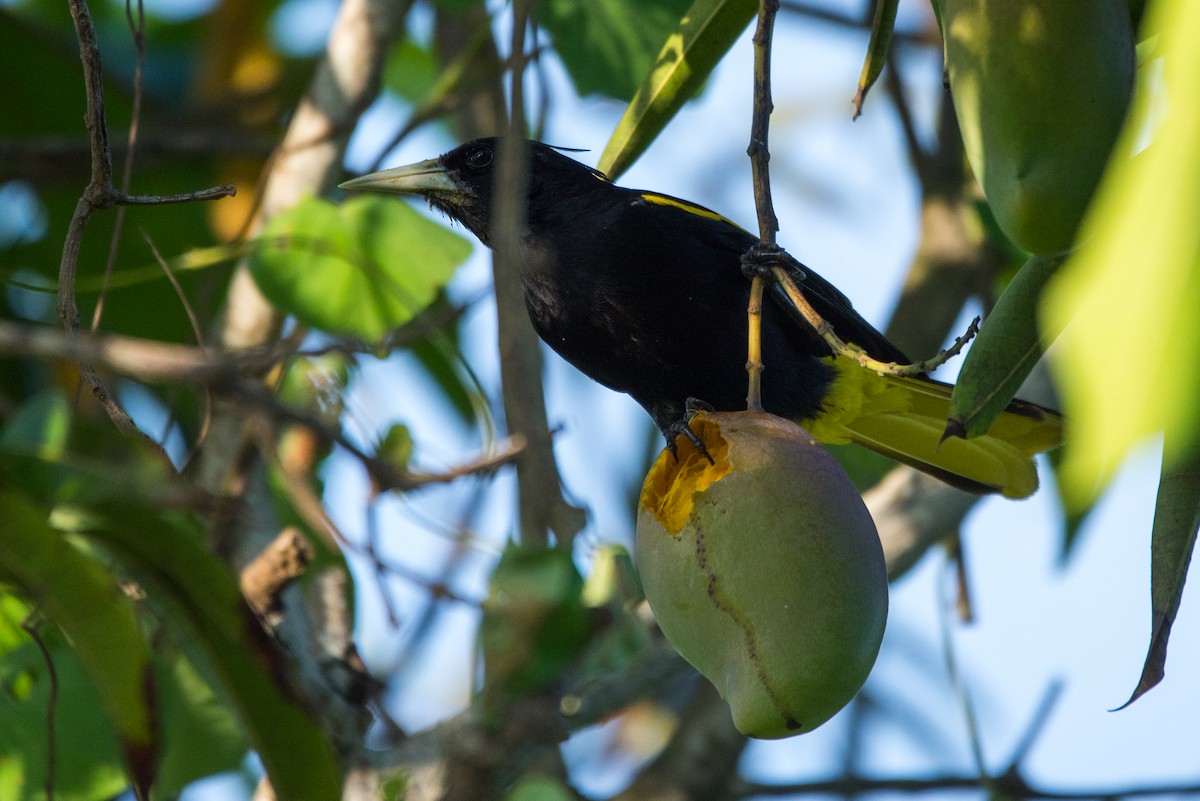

{"left": 942, "top": 0, "right": 1135, "bottom": 255}
{"left": 636, "top": 412, "right": 887, "bottom": 738}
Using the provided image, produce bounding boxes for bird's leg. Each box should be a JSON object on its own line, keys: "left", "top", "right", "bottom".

{"left": 663, "top": 398, "right": 716, "bottom": 465}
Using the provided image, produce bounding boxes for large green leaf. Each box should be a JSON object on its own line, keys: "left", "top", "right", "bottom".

{"left": 0, "top": 635, "right": 247, "bottom": 801}
{"left": 1041, "top": 0, "right": 1200, "bottom": 506}
{"left": 0, "top": 493, "right": 158, "bottom": 799}
{"left": 598, "top": 0, "right": 756, "bottom": 180}
{"left": 540, "top": 0, "right": 693, "bottom": 101}
{"left": 0, "top": 395, "right": 343, "bottom": 801}
{"left": 153, "top": 648, "right": 249, "bottom": 799}
{"left": 249, "top": 195, "right": 471, "bottom": 341}
{"left": 948, "top": 252, "right": 1064, "bottom": 438}
{"left": 0, "top": 641, "right": 129, "bottom": 801}
{"left": 1117, "top": 424, "right": 1200, "bottom": 709}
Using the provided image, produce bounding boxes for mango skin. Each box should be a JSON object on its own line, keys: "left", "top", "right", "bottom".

{"left": 943, "top": 0, "right": 1135, "bottom": 255}
{"left": 636, "top": 412, "right": 887, "bottom": 738}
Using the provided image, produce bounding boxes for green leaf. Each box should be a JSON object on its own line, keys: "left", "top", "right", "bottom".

{"left": 383, "top": 37, "right": 441, "bottom": 105}
{"left": 949, "top": 252, "right": 1065, "bottom": 438}
{"left": 0, "top": 492, "right": 159, "bottom": 798}
{"left": 249, "top": 195, "right": 471, "bottom": 341}
{"left": 1041, "top": 0, "right": 1200, "bottom": 507}
{"left": 74, "top": 498, "right": 344, "bottom": 801}
{"left": 0, "top": 404, "right": 343, "bottom": 801}
{"left": 851, "top": 0, "right": 899, "bottom": 119}
{"left": 0, "top": 641, "right": 129, "bottom": 801}
{"left": 0, "top": 390, "right": 71, "bottom": 458}
{"left": 377, "top": 423, "right": 414, "bottom": 470}
{"left": 154, "top": 649, "right": 248, "bottom": 798}
{"left": 1117, "top": 425, "right": 1200, "bottom": 709}
{"left": 540, "top": 0, "right": 693, "bottom": 101}
{"left": 504, "top": 774, "right": 576, "bottom": 801}
{"left": 481, "top": 546, "right": 591, "bottom": 716}
{"left": 598, "top": 0, "right": 757, "bottom": 180}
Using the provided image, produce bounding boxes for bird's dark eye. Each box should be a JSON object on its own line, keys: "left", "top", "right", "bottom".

{"left": 465, "top": 147, "right": 493, "bottom": 169}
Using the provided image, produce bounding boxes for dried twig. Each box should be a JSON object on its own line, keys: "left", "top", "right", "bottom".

{"left": 240, "top": 527, "right": 316, "bottom": 617}
{"left": 61, "top": 0, "right": 234, "bottom": 435}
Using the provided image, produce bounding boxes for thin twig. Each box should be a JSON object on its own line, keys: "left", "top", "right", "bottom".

{"left": 744, "top": 0, "right": 781, "bottom": 412}
{"left": 22, "top": 613, "right": 58, "bottom": 801}
{"left": 770, "top": 264, "right": 979, "bottom": 375}
{"left": 938, "top": 556, "right": 991, "bottom": 789}
{"left": 223, "top": 381, "right": 526, "bottom": 494}
{"left": 141, "top": 227, "right": 215, "bottom": 459}
{"left": 0, "top": 319, "right": 289, "bottom": 383}
{"left": 733, "top": 774, "right": 1200, "bottom": 799}
{"left": 60, "top": 0, "right": 235, "bottom": 436}
{"left": 91, "top": 0, "right": 146, "bottom": 339}
{"left": 116, "top": 186, "right": 237, "bottom": 205}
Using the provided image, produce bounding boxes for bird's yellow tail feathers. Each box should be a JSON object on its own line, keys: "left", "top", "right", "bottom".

{"left": 801, "top": 356, "right": 1063, "bottom": 499}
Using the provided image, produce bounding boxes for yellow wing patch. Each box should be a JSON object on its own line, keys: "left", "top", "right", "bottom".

{"left": 638, "top": 192, "right": 750, "bottom": 233}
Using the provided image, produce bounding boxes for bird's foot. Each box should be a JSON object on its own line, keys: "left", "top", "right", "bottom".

{"left": 740, "top": 241, "right": 804, "bottom": 282}
{"left": 665, "top": 398, "right": 716, "bottom": 465}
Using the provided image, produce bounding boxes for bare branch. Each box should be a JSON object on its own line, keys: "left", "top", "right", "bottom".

{"left": 239, "top": 527, "right": 316, "bottom": 618}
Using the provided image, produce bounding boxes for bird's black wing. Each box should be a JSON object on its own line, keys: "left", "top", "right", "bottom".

{"left": 768, "top": 252, "right": 911, "bottom": 365}
{"left": 632, "top": 190, "right": 909, "bottom": 365}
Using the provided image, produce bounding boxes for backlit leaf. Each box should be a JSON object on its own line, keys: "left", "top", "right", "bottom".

{"left": 1041, "top": 0, "right": 1200, "bottom": 506}
{"left": 599, "top": 0, "right": 756, "bottom": 180}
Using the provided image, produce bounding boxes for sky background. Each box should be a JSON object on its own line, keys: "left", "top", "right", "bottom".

{"left": 192, "top": 0, "right": 1200, "bottom": 796}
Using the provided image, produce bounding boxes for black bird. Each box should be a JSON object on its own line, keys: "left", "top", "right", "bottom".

{"left": 341, "top": 138, "right": 1061, "bottom": 498}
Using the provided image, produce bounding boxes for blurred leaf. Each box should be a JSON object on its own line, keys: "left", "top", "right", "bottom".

{"left": 250, "top": 195, "right": 471, "bottom": 341}
{"left": 1050, "top": 446, "right": 1096, "bottom": 565}
{"left": 481, "top": 546, "right": 591, "bottom": 716}
{"left": 504, "top": 774, "right": 575, "bottom": 801}
{"left": 0, "top": 594, "right": 33, "bottom": 658}
{"left": 383, "top": 37, "right": 441, "bottom": 105}
{"left": 599, "top": 0, "right": 756, "bottom": 179}
{"left": 0, "top": 390, "right": 72, "bottom": 457}
{"left": 1041, "top": 0, "right": 1200, "bottom": 507}
{"left": 0, "top": 492, "right": 159, "bottom": 798}
{"left": 0, "top": 642, "right": 129, "bottom": 801}
{"left": 278, "top": 352, "right": 353, "bottom": 421}
{"left": 949, "top": 252, "right": 1064, "bottom": 438}
{"left": 1117, "top": 425, "right": 1200, "bottom": 709}
{"left": 0, "top": 400, "right": 342, "bottom": 800}
{"left": 377, "top": 423, "right": 414, "bottom": 470}
{"left": 154, "top": 648, "right": 248, "bottom": 798}
{"left": 540, "top": 0, "right": 693, "bottom": 101}
{"left": 851, "top": 0, "right": 899, "bottom": 119}
{"left": 410, "top": 316, "right": 478, "bottom": 424}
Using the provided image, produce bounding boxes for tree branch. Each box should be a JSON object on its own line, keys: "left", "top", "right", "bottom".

{"left": 60, "top": 0, "right": 234, "bottom": 436}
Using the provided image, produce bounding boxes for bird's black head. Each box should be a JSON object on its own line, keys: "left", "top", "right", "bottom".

{"left": 339, "top": 138, "right": 608, "bottom": 246}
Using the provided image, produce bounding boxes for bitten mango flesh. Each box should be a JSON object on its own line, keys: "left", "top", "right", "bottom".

{"left": 636, "top": 412, "right": 888, "bottom": 738}
{"left": 942, "top": 0, "right": 1135, "bottom": 255}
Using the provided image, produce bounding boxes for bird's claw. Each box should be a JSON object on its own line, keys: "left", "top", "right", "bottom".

{"left": 665, "top": 398, "right": 716, "bottom": 465}
{"left": 741, "top": 241, "right": 804, "bottom": 282}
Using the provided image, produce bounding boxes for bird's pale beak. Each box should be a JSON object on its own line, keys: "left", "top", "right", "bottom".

{"left": 338, "top": 158, "right": 460, "bottom": 196}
